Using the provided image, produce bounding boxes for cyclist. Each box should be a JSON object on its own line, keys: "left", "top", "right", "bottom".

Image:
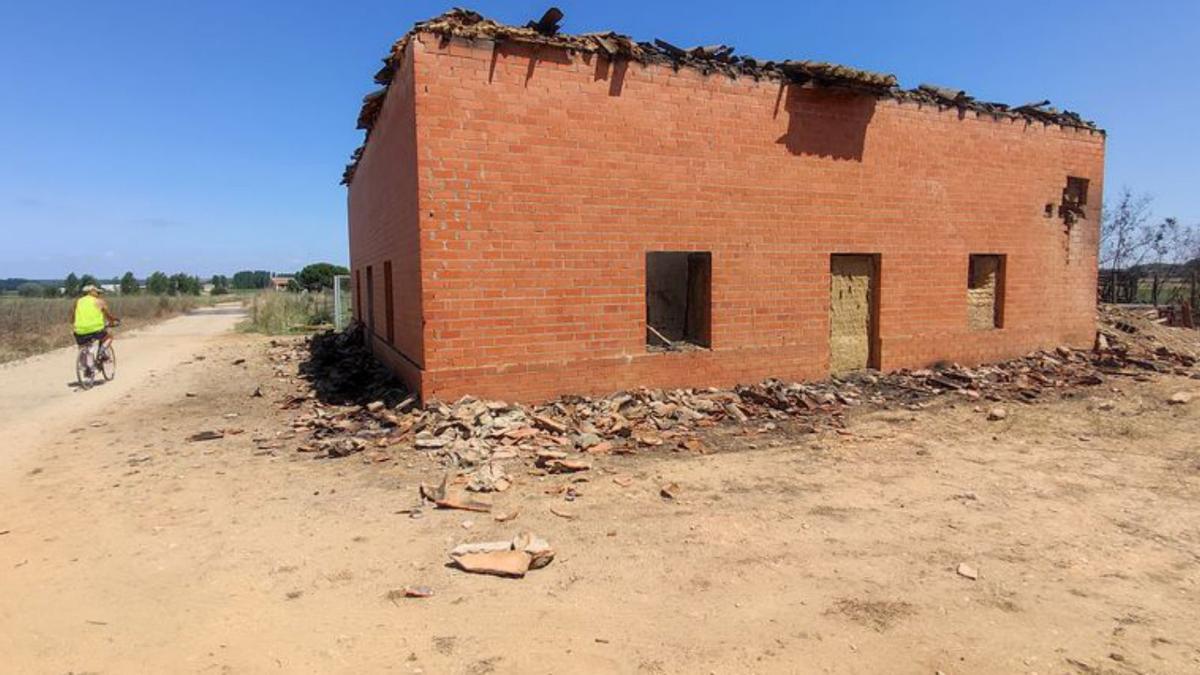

{"left": 72, "top": 284, "right": 119, "bottom": 363}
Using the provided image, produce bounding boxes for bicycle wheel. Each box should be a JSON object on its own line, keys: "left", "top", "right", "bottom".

{"left": 76, "top": 347, "right": 94, "bottom": 389}
{"left": 99, "top": 342, "right": 116, "bottom": 381}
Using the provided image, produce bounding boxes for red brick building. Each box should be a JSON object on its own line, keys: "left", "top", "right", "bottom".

{"left": 345, "top": 9, "right": 1105, "bottom": 403}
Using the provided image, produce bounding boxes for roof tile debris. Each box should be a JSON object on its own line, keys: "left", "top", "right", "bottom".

{"left": 343, "top": 7, "right": 1101, "bottom": 185}
{"left": 273, "top": 307, "right": 1196, "bottom": 477}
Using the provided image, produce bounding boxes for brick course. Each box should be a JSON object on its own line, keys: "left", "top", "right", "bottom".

{"left": 348, "top": 32, "right": 1105, "bottom": 403}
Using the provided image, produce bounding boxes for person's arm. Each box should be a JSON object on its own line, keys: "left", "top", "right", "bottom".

{"left": 99, "top": 298, "right": 120, "bottom": 324}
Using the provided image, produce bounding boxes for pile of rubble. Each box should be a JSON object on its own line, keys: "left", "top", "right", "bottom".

{"left": 294, "top": 324, "right": 410, "bottom": 406}
{"left": 265, "top": 309, "right": 1199, "bottom": 492}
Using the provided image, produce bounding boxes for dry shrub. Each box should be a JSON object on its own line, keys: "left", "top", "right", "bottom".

{"left": 242, "top": 291, "right": 332, "bottom": 335}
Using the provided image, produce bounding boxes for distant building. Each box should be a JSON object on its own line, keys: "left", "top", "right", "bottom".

{"left": 270, "top": 276, "right": 293, "bottom": 292}
{"left": 345, "top": 9, "right": 1106, "bottom": 402}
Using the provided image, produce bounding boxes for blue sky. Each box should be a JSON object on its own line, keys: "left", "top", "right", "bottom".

{"left": 1, "top": 0, "right": 1196, "bottom": 279}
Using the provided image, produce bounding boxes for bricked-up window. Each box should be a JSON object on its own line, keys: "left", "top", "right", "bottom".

{"left": 646, "top": 252, "right": 712, "bottom": 349}
{"left": 365, "top": 265, "right": 375, "bottom": 336}
{"left": 967, "top": 255, "right": 1005, "bottom": 330}
{"left": 383, "top": 261, "right": 395, "bottom": 345}
{"left": 354, "top": 269, "right": 362, "bottom": 321}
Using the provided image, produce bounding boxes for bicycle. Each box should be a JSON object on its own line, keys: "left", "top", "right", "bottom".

{"left": 76, "top": 321, "right": 119, "bottom": 390}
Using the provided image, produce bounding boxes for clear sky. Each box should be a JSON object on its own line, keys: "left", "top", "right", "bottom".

{"left": 2, "top": 0, "right": 1197, "bottom": 279}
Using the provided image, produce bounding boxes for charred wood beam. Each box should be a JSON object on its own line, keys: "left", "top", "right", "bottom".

{"left": 917, "top": 83, "right": 972, "bottom": 104}
{"left": 653, "top": 38, "right": 687, "bottom": 59}
{"left": 1012, "top": 99, "right": 1051, "bottom": 113}
{"left": 526, "top": 7, "right": 564, "bottom": 36}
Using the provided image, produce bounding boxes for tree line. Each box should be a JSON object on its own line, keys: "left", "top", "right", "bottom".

{"left": 229, "top": 265, "right": 349, "bottom": 292}
{"left": 14, "top": 263, "right": 349, "bottom": 298}
{"left": 16, "top": 272, "right": 211, "bottom": 298}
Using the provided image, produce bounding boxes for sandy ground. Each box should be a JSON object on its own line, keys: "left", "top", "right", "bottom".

{"left": 1, "top": 311, "right": 1198, "bottom": 674}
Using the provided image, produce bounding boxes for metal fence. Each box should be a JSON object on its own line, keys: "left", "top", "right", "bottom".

{"left": 333, "top": 274, "right": 353, "bottom": 331}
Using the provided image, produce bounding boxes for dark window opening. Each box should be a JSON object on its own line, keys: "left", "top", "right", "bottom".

{"left": 967, "top": 254, "right": 1005, "bottom": 330}
{"left": 383, "top": 260, "right": 395, "bottom": 345}
{"left": 1059, "top": 176, "right": 1089, "bottom": 227}
{"left": 645, "top": 251, "right": 711, "bottom": 350}
{"left": 1064, "top": 176, "right": 1089, "bottom": 208}
{"left": 365, "top": 265, "right": 375, "bottom": 336}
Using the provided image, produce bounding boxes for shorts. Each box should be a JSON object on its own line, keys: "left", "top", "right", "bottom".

{"left": 74, "top": 329, "right": 108, "bottom": 346}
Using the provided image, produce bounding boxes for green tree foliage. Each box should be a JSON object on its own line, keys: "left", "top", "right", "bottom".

{"left": 43, "top": 285, "right": 61, "bottom": 298}
{"left": 295, "top": 263, "right": 350, "bottom": 292}
{"left": 146, "top": 271, "right": 170, "bottom": 295}
{"left": 232, "top": 270, "right": 272, "bottom": 289}
{"left": 17, "top": 282, "right": 44, "bottom": 297}
{"left": 168, "top": 273, "right": 194, "bottom": 296}
{"left": 210, "top": 275, "right": 230, "bottom": 295}
{"left": 119, "top": 272, "right": 139, "bottom": 295}
{"left": 78, "top": 274, "right": 99, "bottom": 293}
{"left": 285, "top": 278, "right": 302, "bottom": 293}
{"left": 64, "top": 273, "right": 81, "bottom": 297}
{"left": 168, "top": 274, "right": 202, "bottom": 296}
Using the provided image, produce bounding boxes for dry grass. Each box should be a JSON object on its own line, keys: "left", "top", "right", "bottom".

{"left": 241, "top": 291, "right": 333, "bottom": 335}
{"left": 0, "top": 295, "right": 203, "bottom": 364}
{"left": 827, "top": 598, "right": 916, "bottom": 632}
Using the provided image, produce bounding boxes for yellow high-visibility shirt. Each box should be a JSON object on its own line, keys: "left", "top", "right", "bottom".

{"left": 74, "top": 296, "right": 105, "bottom": 335}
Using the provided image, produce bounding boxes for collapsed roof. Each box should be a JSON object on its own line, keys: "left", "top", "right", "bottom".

{"left": 343, "top": 7, "right": 1101, "bottom": 185}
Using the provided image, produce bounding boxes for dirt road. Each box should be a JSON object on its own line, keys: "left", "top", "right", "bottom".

{"left": 0, "top": 305, "right": 246, "bottom": 466}
{"left": 1, "top": 312, "right": 1198, "bottom": 674}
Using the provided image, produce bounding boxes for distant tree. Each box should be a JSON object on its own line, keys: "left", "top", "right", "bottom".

{"left": 232, "top": 270, "right": 272, "bottom": 289}
{"left": 1143, "top": 217, "right": 1199, "bottom": 305}
{"left": 1100, "top": 190, "right": 1157, "bottom": 275}
{"left": 1098, "top": 189, "right": 1199, "bottom": 303}
{"left": 119, "top": 272, "right": 139, "bottom": 295}
{"left": 64, "top": 273, "right": 80, "bottom": 297}
{"left": 285, "top": 278, "right": 302, "bottom": 293}
{"left": 79, "top": 274, "right": 99, "bottom": 292}
{"left": 169, "top": 273, "right": 201, "bottom": 296}
{"left": 42, "top": 285, "right": 61, "bottom": 298}
{"left": 146, "top": 271, "right": 170, "bottom": 295}
{"left": 232, "top": 271, "right": 252, "bottom": 289}
{"left": 17, "top": 282, "right": 44, "bottom": 297}
{"left": 210, "top": 275, "right": 230, "bottom": 295}
{"left": 295, "top": 263, "right": 350, "bottom": 292}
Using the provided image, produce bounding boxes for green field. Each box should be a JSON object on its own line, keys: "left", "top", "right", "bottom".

{"left": 1135, "top": 277, "right": 1194, "bottom": 304}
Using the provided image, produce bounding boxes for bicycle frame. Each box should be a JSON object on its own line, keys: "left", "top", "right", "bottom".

{"left": 75, "top": 322, "right": 117, "bottom": 388}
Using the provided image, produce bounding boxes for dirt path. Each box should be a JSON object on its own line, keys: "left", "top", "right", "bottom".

{"left": 0, "top": 305, "right": 246, "bottom": 472}
{"left": 1, "top": 323, "right": 1198, "bottom": 674}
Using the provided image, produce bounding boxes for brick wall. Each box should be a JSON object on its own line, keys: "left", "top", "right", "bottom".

{"left": 347, "top": 39, "right": 425, "bottom": 392}
{"left": 357, "top": 32, "right": 1106, "bottom": 402}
